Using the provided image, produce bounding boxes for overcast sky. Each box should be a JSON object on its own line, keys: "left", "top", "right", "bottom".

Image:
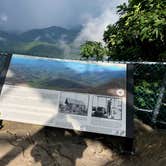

{"left": 0, "top": 0, "right": 127, "bottom": 31}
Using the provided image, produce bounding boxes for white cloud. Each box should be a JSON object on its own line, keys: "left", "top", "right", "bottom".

{"left": 74, "top": 0, "right": 128, "bottom": 44}
{"left": 0, "top": 14, "right": 8, "bottom": 23}
{"left": 75, "top": 9, "right": 118, "bottom": 44}
{"left": 58, "top": 39, "right": 72, "bottom": 57}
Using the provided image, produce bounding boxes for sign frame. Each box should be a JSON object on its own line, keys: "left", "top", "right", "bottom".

{"left": 0, "top": 53, "right": 134, "bottom": 141}
{"left": 0, "top": 53, "right": 12, "bottom": 94}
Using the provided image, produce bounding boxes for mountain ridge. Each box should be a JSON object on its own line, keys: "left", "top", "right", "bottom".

{"left": 0, "top": 25, "right": 82, "bottom": 59}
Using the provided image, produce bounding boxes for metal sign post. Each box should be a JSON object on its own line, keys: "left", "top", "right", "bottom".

{"left": 0, "top": 53, "right": 12, "bottom": 128}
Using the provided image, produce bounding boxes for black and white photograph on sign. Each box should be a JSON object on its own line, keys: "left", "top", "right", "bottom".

{"left": 59, "top": 92, "right": 89, "bottom": 116}
{"left": 92, "top": 95, "right": 123, "bottom": 120}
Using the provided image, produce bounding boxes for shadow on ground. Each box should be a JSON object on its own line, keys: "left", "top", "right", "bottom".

{"left": 0, "top": 121, "right": 116, "bottom": 166}
{"left": 0, "top": 119, "right": 166, "bottom": 166}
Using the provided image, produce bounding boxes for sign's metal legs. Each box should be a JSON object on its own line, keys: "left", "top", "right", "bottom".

{"left": 121, "top": 138, "right": 135, "bottom": 155}
{"left": 0, "top": 120, "right": 3, "bottom": 129}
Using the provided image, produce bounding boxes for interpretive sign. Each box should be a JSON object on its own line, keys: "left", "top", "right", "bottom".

{"left": 0, "top": 54, "right": 133, "bottom": 138}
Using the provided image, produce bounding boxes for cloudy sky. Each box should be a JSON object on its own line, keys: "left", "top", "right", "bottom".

{"left": 0, "top": 0, "right": 127, "bottom": 32}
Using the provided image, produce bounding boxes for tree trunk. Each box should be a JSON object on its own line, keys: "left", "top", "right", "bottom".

{"left": 152, "top": 71, "right": 166, "bottom": 124}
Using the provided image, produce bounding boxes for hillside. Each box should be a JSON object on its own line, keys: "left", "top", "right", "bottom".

{"left": 0, "top": 26, "right": 82, "bottom": 59}
{"left": 20, "top": 26, "right": 78, "bottom": 43}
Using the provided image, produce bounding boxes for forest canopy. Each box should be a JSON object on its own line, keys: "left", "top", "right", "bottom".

{"left": 80, "top": 0, "right": 166, "bottom": 61}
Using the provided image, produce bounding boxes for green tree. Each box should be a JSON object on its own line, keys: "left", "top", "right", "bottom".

{"left": 81, "top": 0, "right": 166, "bottom": 61}
{"left": 80, "top": 41, "right": 108, "bottom": 61}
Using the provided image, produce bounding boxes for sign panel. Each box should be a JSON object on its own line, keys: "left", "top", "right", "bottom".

{"left": 0, "top": 54, "right": 133, "bottom": 137}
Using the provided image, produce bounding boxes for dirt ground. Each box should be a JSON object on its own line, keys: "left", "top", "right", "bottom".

{"left": 0, "top": 119, "right": 166, "bottom": 166}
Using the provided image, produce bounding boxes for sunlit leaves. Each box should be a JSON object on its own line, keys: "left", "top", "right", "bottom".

{"left": 80, "top": 0, "right": 166, "bottom": 61}
{"left": 80, "top": 41, "right": 107, "bottom": 61}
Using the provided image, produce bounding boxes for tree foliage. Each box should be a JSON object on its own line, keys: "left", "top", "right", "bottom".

{"left": 80, "top": 41, "right": 108, "bottom": 61}
{"left": 81, "top": 0, "right": 166, "bottom": 61}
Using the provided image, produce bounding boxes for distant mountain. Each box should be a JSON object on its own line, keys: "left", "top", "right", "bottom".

{"left": 0, "top": 26, "right": 82, "bottom": 59}
{"left": 20, "top": 26, "right": 78, "bottom": 43}
{"left": 0, "top": 31, "right": 19, "bottom": 42}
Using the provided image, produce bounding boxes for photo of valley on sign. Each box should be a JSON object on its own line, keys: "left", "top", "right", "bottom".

{"left": 5, "top": 54, "right": 126, "bottom": 96}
